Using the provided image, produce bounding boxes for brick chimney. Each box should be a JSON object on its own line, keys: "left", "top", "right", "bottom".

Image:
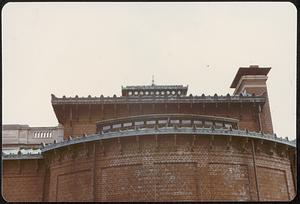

{"left": 230, "top": 65, "right": 273, "bottom": 134}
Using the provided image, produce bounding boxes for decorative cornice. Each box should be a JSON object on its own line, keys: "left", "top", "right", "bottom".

{"left": 41, "top": 127, "right": 296, "bottom": 153}
{"left": 51, "top": 94, "right": 266, "bottom": 105}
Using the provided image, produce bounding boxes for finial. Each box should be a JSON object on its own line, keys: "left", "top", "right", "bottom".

{"left": 152, "top": 75, "right": 155, "bottom": 86}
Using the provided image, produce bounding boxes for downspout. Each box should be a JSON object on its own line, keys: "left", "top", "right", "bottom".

{"left": 251, "top": 139, "right": 260, "bottom": 201}
{"left": 290, "top": 149, "right": 297, "bottom": 195}
{"left": 257, "top": 104, "right": 262, "bottom": 132}
{"left": 93, "top": 143, "right": 97, "bottom": 201}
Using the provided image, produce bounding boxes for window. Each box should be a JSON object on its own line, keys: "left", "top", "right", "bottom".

{"left": 215, "top": 122, "right": 223, "bottom": 128}
{"left": 194, "top": 120, "right": 202, "bottom": 125}
{"left": 182, "top": 120, "right": 191, "bottom": 124}
{"left": 103, "top": 126, "right": 111, "bottom": 130}
{"left": 204, "top": 121, "right": 213, "bottom": 127}
{"left": 135, "top": 121, "right": 144, "bottom": 126}
{"left": 158, "top": 120, "right": 167, "bottom": 124}
{"left": 225, "top": 124, "right": 232, "bottom": 129}
{"left": 146, "top": 120, "right": 156, "bottom": 125}
{"left": 113, "top": 124, "right": 122, "bottom": 128}
{"left": 123, "top": 122, "right": 132, "bottom": 127}
{"left": 170, "top": 120, "right": 180, "bottom": 124}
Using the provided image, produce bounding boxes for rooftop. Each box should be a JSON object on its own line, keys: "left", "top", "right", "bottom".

{"left": 51, "top": 93, "right": 266, "bottom": 105}
{"left": 2, "top": 148, "right": 42, "bottom": 160}
{"left": 121, "top": 84, "right": 188, "bottom": 96}
{"left": 122, "top": 84, "right": 187, "bottom": 90}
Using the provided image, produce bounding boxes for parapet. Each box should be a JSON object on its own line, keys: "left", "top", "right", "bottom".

{"left": 121, "top": 84, "right": 188, "bottom": 96}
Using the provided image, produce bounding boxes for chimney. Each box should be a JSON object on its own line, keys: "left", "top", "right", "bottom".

{"left": 230, "top": 65, "right": 271, "bottom": 95}
{"left": 230, "top": 65, "right": 273, "bottom": 134}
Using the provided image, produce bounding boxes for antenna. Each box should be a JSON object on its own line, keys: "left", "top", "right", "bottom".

{"left": 152, "top": 75, "right": 155, "bottom": 86}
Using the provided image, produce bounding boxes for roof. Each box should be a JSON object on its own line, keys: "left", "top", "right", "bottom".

{"left": 41, "top": 128, "right": 296, "bottom": 153}
{"left": 230, "top": 66, "right": 271, "bottom": 88}
{"left": 2, "top": 148, "right": 42, "bottom": 160}
{"left": 51, "top": 93, "right": 266, "bottom": 105}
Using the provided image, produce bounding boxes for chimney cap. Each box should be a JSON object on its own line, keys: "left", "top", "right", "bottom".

{"left": 230, "top": 65, "right": 271, "bottom": 88}
{"left": 249, "top": 65, "right": 260, "bottom": 68}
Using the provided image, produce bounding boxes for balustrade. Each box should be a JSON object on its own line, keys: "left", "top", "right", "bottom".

{"left": 33, "top": 131, "right": 53, "bottom": 139}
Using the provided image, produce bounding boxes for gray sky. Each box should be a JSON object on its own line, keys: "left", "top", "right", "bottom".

{"left": 2, "top": 2, "right": 296, "bottom": 139}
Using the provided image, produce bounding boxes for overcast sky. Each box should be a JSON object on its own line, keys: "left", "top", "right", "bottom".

{"left": 2, "top": 2, "right": 296, "bottom": 139}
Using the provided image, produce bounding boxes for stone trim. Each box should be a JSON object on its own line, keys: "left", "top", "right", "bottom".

{"left": 41, "top": 127, "right": 295, "bottom": 153}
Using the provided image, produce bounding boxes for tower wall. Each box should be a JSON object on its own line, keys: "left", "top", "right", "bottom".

{"left": 44, "top": 135, "right": 295, "bottom": 202}
{"left": 231, "top": 67, "right": 273, "bottom": 134}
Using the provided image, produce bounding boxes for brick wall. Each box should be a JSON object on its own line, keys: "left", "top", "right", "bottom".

{"left": 61, "top": 103, "right": 260, "bottom": 139}
{"left": 2, "top": 159, "right": 46, "bottom": 202}
{"left": 44, "top": 134, "right": 295, "bottom": 202}
{"left": 233, "top": 77, "right": 273, "bottom": 134}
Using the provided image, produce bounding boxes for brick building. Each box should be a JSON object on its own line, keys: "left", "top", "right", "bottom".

{"left": 2, "top": 65, "right": 296, "bottom": 201}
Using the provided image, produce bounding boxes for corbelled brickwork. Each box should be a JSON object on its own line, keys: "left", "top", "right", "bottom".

{"left": 40, "top": 135, "right": 295, "bottom": 202}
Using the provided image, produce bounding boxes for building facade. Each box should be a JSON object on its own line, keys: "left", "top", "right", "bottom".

{"left": 2, "top": 65, "right": 296, "bottom": 202}
{"left": 2, "top": 124, "right": 64, "bottom": 151}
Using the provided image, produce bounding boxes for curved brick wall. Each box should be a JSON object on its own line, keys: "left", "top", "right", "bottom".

{"left": 43, "top": 134, "right": 295, "bottom": 202}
